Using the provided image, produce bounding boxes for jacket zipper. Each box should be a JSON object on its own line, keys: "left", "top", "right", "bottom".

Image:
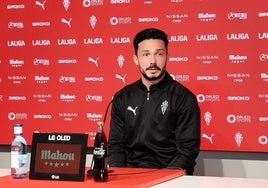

{"left": 146, "top": 92, "right": 150, "bottom": 100}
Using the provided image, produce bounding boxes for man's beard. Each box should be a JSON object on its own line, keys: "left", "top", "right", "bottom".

{"left": 141, "top": 65, "right": 165, "bottom": 81}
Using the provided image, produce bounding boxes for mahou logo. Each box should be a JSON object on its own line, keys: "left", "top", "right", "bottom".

{"left": 229, "top": 55, "right": 247, "bottom": 63}
{"left": 35, "top": 76, "right": 49, "bottom": 84}
{"left": 86, "top": 112, "right": 102, "bottom": 121}
{"left": 9, "top": 59, "right": 24, "bottom": 67}
{"left": 60, "top": 94, "right": 76, "bottom": 102}
{"left": 198, "top": 13, "right": 216, "bottom": 21}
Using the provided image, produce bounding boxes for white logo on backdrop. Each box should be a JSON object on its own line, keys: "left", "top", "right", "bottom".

{"left": 258, "top": 136, "right": 268, "bottom": 145}
{"left": 83, "top": 0, "right": 103, "bottom": 7}
{"left": 227, "top": 114, "right": 251, "bottom": 123}
{"left": 35, "top": 0, "right": 46, "bottom": 10}
{"left": 117, "top": 55, "right": 125, "bottom": 68}
{"left": 260, "top": 53, "right": 268, "bottom": 61}
{"left": 115, "top": 74, "right": 127, "bottom": 84}
{"left": 63, "top": 0, "right": 70, "bottom": 11}
{"left": 9, "top": 59, "right": 24, "bottom": 67}
{"left": 196, "top": 94, "right": 220, "bottom": 103}
{"left": 228, "top": 12, "right": 247, "bottom": 20}
{"left": 89, "top": 15, "right": 97, "bottom": 28}
{"left": 61, "top": 18, "right": 72, "bottom": 28}
{"left": 234, "top": 132, "right": 243, "bottom": 147}
{"left": 88, "top": 57, "right": 99, "bottom": 67}
{"left": 170, "top": 74, "right": 190, "bottom": 82}
{"left": 86, "top": 95, "right": 102, "bottom": 102}
{"left": 59, "top": 76, "right": 76, "bottom": 83}
{"left": 34, "top": 58, "right": 50, "bottom": 65}
{"left": 204, "top": 112, "right": 212, "bottom": 126}
{"left": 202, "top": 133, "right": 215, "bottom": 144}
{"left": 8, "top": 22, "right": 24, "bottom": 29}
{"left": 8, "top": 112, "right": 27, "bottom": 120}
{"left": 60, "top": 94, "right": 76, "bottom": 102}
{"left": 198, "top": 13, "right": 216, "bottom": 21}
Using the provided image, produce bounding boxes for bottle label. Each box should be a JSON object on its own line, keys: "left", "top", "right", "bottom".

{"left": 11, "top": 151, "right": 27, "bottom": 168}
{"left": 93, "top": 147, "right": 105, "bottom": 157}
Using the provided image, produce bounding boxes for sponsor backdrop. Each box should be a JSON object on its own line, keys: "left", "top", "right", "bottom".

{"left": 0, "top": 0, "right": 267, "bottom": 152}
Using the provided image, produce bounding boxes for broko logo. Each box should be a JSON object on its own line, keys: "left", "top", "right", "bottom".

{"left": 138, "top": 17, "right": 158, "bottom": 22}
{"left": 197, "top": 76, "right": 219, "bottom": 81}
{"left": 33, "top": 114, "right": 52, "bottom": 119}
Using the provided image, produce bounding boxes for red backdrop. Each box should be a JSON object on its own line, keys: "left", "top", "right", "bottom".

{"left": 0, "top": 0, "right": 267, "bottom": 152}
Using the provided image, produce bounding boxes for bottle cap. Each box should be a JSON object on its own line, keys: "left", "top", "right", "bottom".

{"left": 14, "top": 124, "right": 23, "bottom": 134}
{"left": 97, "top": 121, "right": 104, "bottom": 127}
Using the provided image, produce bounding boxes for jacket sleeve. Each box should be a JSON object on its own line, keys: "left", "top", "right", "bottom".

{"left": 108, "top": 96, "right": 127, "bottom": 167}
{"left": 168, "top": 93, "right": 201, "bottom": 175}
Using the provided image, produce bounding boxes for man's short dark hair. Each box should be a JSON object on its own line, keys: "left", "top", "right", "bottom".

{"left": 133, "top": 28, "right": 169, "bottom": 54}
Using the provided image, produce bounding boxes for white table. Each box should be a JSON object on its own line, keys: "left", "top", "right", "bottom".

{"left": 1, "top": 168, "right": 268, "bottom": 188}
{"left": 151, "top": 175, "right": 268, "bottom": 188}
{"left": 0, "top": 168, "right": 10, "bottom": 177}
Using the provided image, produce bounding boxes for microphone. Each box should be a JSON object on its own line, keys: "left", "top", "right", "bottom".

{"left": 87, "top": 92, "right": 122, "bottom": 177}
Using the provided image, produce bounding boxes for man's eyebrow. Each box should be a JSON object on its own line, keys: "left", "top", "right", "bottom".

{"left": 140, "top": 49, "right": 166, "bottom": 52}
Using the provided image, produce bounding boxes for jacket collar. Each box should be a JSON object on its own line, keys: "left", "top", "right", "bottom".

{"left": 139, "top": 71, "right": 172, "bottom": 91}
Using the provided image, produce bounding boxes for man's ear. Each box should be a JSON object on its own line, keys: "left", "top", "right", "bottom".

{"left": 133, "top": 55, "right": 139, "bottom": 65}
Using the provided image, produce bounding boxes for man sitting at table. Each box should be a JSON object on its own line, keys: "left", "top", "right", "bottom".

{"left": 108, "top": 28, "right": 201, "bottom": 175}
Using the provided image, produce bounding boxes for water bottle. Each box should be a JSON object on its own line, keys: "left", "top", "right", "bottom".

{"left": 11, "top": 123, "right": 28, "bottom": 178}
{"left": 93, "top": 121, "right": 108, "bottom": 182}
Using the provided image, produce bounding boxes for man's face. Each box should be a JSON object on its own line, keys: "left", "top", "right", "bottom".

{"left": 133, "top": 39, "right": 168, "bottom": 81}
